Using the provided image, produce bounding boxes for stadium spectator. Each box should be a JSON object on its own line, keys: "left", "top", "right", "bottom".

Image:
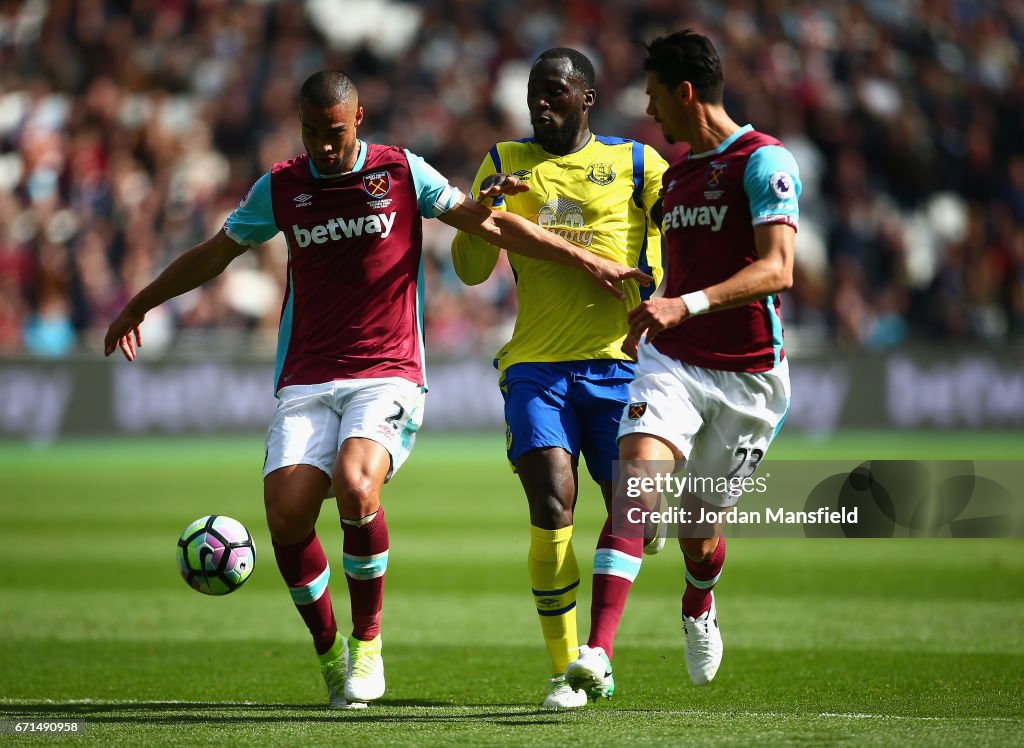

{"left": 0, "top": 1, "right": 1022, "bottom": 355}
{"left": 450, "top": 47, "right": 666, "bottom": 708}
{"left": 565, "top": 28, "right": 799, "bottom": 695}
{"left": 103, "top": 69, "right": 648, "bottom": 709}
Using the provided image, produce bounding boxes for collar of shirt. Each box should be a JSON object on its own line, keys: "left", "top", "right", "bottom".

{"left": 307, "top": 140, "right": 368, "bottom": 179}
{"left": 688, "top": 124, "right": 754, "bottom": 160}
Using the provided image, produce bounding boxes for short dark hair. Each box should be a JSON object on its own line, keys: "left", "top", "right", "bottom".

{"left": 642, "top": 30, "right": 724, "bottom": 104}
{"left": 535, "top": 47, "right": 596, "bottom": 89}
{"left": 299, "top": 70, "right": 357, "bottom": 108}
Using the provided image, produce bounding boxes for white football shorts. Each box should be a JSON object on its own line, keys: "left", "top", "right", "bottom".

{"left": 264, "top": 377, "right": 426, "bottom": 484}
{"left": 618, "top": 340, "right": 790, "bottom": 507}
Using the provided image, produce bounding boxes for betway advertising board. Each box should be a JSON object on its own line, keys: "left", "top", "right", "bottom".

{"left": 1, "top": 350, "right": 1024, "bottom": 442}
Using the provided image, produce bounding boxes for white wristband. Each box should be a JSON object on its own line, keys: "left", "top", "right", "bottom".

{"left": 681, "top": 290, "right": 710, "bottom": 316}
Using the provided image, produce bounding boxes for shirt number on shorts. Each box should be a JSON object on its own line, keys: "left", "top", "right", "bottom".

{"left": 385, "top": 401, "right": 405, "bottom": 431}
{"left": 728, "top": 447, "right": 764, "bottom": 480}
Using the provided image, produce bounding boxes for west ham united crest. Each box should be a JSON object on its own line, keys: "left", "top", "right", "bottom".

{"left": 704, "top": 161, "right": 727, "bottom": 199}
{"left": 362, "top": 171, "right": 391, "bottom": 198}
{"left": 705, "top": 161, "right": 727, "bottom": 188}
{"left": 628, "top": 401, "right": 647, "bottom": 420}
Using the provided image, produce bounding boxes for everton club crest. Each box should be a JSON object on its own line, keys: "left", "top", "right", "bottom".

{"left": 587, "top": 163, "right": 616, "bottom": 186}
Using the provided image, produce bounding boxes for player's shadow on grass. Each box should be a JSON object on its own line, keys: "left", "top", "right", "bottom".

{"left": 0, "top": 702, "right": 563, "bottom": 726}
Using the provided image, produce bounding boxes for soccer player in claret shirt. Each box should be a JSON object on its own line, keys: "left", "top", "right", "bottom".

{"left": 564, "top": 30, "right": 801, "bottom": 695}
{"left": 103, "top": 70, "right": 652, "bottom": 709}
{"left": 451, "top": 48, "right": 667, "bottom": 708}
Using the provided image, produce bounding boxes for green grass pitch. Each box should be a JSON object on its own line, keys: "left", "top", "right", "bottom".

{"left": 1, "top": 431, "right": 1022, "bottom": 746}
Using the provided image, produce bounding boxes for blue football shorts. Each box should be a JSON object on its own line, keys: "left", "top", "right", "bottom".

{"left": 500, "top": 360, "right": 635, "bottom": 483}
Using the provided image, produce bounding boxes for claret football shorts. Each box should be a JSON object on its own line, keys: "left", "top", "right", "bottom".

{"left": 264, "top": 377, "right": 426, "bottom": 484}
{"left": 618, "top": 340, "right": 790, "bottom": 507}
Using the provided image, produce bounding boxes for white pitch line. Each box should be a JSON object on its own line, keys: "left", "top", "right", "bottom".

{"left": 817, "top": 712, "right": 1020, "bottom": 723}
{"left": 623, "top": 709, "right": 1022, "bottom": 724}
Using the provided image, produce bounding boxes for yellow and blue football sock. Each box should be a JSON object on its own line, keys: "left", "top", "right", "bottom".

{"left": 529, "top": 525, "right": 580, "bottom": 675}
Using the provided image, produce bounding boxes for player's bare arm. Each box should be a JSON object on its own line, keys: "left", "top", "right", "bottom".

{"left": 627, "top": 222, "right": 794, "bottom": 342}
{"left": 104, "top": 229, "right": 249, "bottom": 360}
{"left": 449, "top": 174, "right": 532, "bottom": 286}
{"left": 441, "top": 194, "right": 653, "bottom": 300}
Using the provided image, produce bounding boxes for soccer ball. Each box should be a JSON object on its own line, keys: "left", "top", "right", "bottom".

{"left": 176, "top": 515, "right": 256, "bottom": 595}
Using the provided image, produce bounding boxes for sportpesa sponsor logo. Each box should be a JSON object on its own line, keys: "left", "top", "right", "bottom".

{"left": 291, "top": 212, "right": 397, "bottom": 247}
{"left": 662, "top": 204, "right": 728, "bottom": 232}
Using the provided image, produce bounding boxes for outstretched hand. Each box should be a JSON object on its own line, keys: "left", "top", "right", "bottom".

{"left": 104, "top": 309, "right": 145, "bottom": 361}
{"left": 627, "top": 297, "right": 688, "bottom": 341}
{"left": 478, "top": 173, "right": 530, "bottom": 200}
{"left": 588, "top": 257, "right": 655, "bottom": 300}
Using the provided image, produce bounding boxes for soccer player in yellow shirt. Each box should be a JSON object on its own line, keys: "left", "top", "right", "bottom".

{"left": 451, "top": 48, "right": 667, "bottom": 708}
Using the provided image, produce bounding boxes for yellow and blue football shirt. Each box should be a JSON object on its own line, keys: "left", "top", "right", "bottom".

{"left": 452, "top": 135, "right": 667, "bottom": 371}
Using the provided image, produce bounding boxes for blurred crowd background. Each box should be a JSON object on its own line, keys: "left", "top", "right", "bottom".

{"left": 1, "top": 0, "right": 1022, "bottom": 360}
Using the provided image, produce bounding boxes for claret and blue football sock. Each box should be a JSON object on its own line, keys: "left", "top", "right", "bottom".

{"left": 272, "top": 531, "right": 338, "bottom": 656}
{"left": 682, "top": 535, "right": 726, "bottom": 618}
{"left": 587, "top": 502, "right": 645, "bottom": 660}
{"left": 340, "top": 507, "right": 389, "bottom": 641}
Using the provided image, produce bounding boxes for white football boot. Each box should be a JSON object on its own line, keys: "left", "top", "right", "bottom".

{"left": 344, "top": 635, "right": 385, "bottom": 703}
{"left": 564, "top": 645, "right": 615, "bottom": 700}
{"left": 682, "top": 592, "right": 723, "bottom": 685}
{"left": 541, "top": 675, "right": 588, "bottom": 708}
{"left": 319, "top": 635, "right": 366, "bottom": 709}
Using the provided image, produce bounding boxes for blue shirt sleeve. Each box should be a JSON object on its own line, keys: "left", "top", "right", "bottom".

{"left": 404, "top": 149, "right": 462, "bottom": 218}
{"left": 223, "top": 172, "right": 280, "bottom": 246}
{"left": 743, "top": 145, "right": 801, "bottom": 229}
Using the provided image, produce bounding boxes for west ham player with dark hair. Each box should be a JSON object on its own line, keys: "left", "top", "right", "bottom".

{"left": 565, "top": 30, "right": 800, "bottom": 695}
{"left": 104, "top": 70, "right": 652, "bottom": 709}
